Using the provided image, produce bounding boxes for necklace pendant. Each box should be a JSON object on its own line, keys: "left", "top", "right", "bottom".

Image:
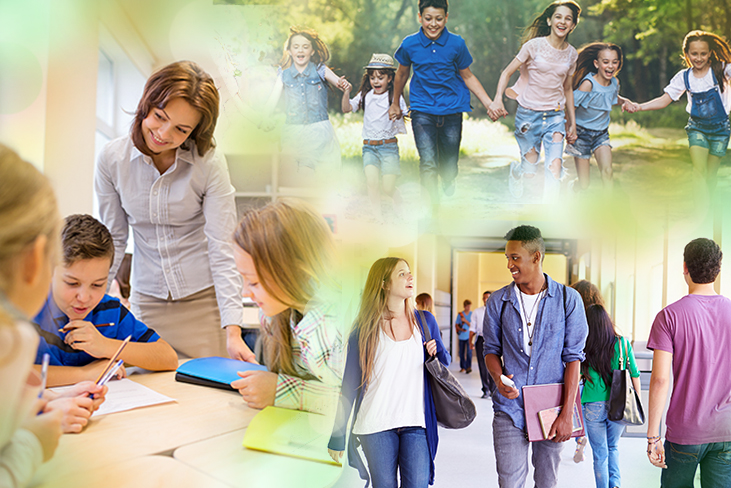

{"left": 527, "top": 322, "right": 531, "bottom": 327}
{"left": 529, "top": 340, "right": 532, "bottom": 346}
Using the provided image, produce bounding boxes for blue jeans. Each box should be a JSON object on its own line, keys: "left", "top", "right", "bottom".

{"left": 661, "top": 440, "right": 731, "bottom": 488}
{"left": 514, "top": 106, "right": 566, "bottom": 197}
{"left": 492, "top": 411, "right": 563, "bottom": 487}
{"left": 685, "top": 117, "right": 731, "bottom": 158}
{"left": 358, "top": 427, "right": 430, "bottom": 488}
{"left": 410, "top": 111, "right": 463, "bottom": 194}
{"left": 458, "top": 339, "right": 472, "bottom": 370}
{"left": 583, "top": 401, "right": 625, "bottom": 488}
{"left": 565, "top": 126, "right": 611, "bottom": 159}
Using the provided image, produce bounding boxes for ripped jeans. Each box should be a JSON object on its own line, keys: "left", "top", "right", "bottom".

{"left": 514, "top": 105, "right": 566, "bottom": 198}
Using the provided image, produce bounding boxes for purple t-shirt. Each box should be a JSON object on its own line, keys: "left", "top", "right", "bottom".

{"left": 647, "top": 294, "right": 731, "bottom": 444}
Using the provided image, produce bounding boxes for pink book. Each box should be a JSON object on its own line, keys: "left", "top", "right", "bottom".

{"left": 523, "top": 383, "right": 584, "bottom": 442}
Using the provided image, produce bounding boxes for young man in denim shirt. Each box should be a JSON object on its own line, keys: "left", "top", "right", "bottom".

{"left": 483, "top": 225, "right": 588, "bottom": 487}
{"left": 388, "top": 0, "right": 494, "bottom": 204}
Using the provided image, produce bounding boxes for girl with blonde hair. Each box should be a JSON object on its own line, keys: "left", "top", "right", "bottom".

{"left": 0, "top": 144, "right": 106, "bottom": 486}
{"left": 230, "top": 199, "right": 343, "bottom": 415}
{"left": 328, "top": 257, "right": 450, "bottom": 487}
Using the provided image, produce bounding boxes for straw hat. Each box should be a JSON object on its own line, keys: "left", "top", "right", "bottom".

{"left": 364, "top": 53, "right": 395, "bottom": 69}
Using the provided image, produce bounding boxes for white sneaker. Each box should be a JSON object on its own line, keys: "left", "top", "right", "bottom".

{"left": 508, "top": 160, "right": 523, "bottom": 199}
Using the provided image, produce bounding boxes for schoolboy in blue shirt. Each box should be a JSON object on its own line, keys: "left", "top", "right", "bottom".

{"left": 33, "top": 214, "right": 178, "bottom": 387}
{"left": 389, "top": 0, "right": 495, "bottom": 202}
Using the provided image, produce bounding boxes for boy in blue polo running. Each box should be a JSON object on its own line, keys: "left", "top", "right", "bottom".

{"left": 33, "top": 214, "right": 178, "bottom": 386}
{"left": 389, "top": 0, "right": 495, "bottom": 203}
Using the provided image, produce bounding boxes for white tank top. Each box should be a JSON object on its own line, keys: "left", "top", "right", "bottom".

{"left": 352, "top": 327, "right": 426, "bottom": 435}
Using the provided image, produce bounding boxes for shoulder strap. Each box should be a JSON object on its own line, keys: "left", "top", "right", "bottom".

{"left": 684, "top": 68, "right": 691, "bottom": 92}
{"left": 617, "top": 336, "right": 626, "bottom": 371}
{"left": 417, "top": 310, "right": 432, "bottom": 342}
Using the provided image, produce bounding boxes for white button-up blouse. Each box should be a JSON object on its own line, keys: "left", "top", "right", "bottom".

{"left": 94, "top": 136, "right": 244, "bottom": 328}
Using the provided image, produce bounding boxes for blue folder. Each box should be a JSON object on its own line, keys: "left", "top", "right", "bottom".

{"left": 175, "top": 356, "right": 267, "bottom": 391}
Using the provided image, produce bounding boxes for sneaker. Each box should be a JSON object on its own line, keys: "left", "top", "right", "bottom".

{"left": 573, "top": 436, "right": 588, "bottom": 463}
{"left": 442, "top": 179, "right": 455, "bottom": 197}
{"left": 508, "top": 160, "right": 523, "bottom": 198}
{"left": 465, "top": 368, "right": 472, "bottom": 374}
{"left": 459, "top": 369, "right": 465, "bottom": 373}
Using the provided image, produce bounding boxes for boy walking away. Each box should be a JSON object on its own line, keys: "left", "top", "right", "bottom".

{"left": 647, "top": 238, "right": 731, "bottom": 487}
{"left": 33, "top": 215, "right": 178, "bottom": 387}
{"left": 389, "top": 0, "right": 495, "bottom": 206}
{"left": 456, "top": 299, "right": 472, "bottom": 373}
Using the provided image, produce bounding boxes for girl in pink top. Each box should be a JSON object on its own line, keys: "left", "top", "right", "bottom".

{"left": 489, "top": 1, "right": 581, "bottom": 202}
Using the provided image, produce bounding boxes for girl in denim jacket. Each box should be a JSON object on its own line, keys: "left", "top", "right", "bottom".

{"left": 634, "top": 30, "right": 731, "bottom": 192}
{"left": 264, "top": 27, "right": 348, "bottom": 174}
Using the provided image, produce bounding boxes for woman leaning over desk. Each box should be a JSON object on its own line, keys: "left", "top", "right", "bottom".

{"left": 95, "top": 61, "right": 253, "bottom": 361}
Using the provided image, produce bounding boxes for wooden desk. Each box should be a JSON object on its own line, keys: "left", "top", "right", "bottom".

{"left": 174, "top": 429, "right": 343, "bottom": 488}
{"left": 31, "top": 369, "right": 257, "bottom": 485}
{"left": 46, "top": 455, "right": 231, "bottom": 488}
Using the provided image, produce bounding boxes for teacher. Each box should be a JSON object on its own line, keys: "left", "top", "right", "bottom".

{"left": 95, "top": 60, "right": 253, "bottom": 361}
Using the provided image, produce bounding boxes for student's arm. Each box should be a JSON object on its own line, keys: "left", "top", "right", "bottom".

{"left": 459, "top": 67, "right": 494, "bottom": 117}
{"left": 43, "top": 360, "right": 126, "bottom": 388}
{"left": 548, "top": 360, "right": 580, "bottom": 442}
{"left": 486, "top": 354, "right": 518, "bottom": 399}
{"left": 647, "top": 349, "right": 672, "bottom": 468}
{"left": 637, "top": 93, "right": 673, "bottom": 112}
{"left": 389, "top": 64, "right": 410, "bottom": 120}
{"left": 488, "top": 57, "right": 522, "bottom": 119}
{"left": 564, "top": 74, "right": 577, "bottom": 144}
{"left": 341, "top": 84, "right": 353, "bottom": 113}
{"left": 321, "top": 67, "right": 350, "bottom": 92}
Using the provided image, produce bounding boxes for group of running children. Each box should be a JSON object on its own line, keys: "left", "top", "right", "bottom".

{"left": 272, "top": 0, "right": 731, "bottom": 212}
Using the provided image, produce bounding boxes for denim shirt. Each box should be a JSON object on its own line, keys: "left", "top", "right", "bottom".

{"left": 482, "top": 274, "right": 588, "bottom": 431}
{"left": 280, "top": 62, "right": 329, "bottom": 125}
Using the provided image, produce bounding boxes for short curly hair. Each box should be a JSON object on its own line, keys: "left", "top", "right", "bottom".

{"left": 62, "top": 214, "right": 114, "bottom": 268}
{"left": 504, "top": 225, "right": 545, "bottom": 262}
{"left": 684, "top": 238, "right": 722, "bottom": 284}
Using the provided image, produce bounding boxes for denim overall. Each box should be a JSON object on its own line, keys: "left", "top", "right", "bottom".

{"left": 684, "top": 68, "right": 731, "bottom": 156}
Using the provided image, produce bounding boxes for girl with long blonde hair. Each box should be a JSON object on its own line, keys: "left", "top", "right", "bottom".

{"left": 328, "top": 257, "right": 450, "bottom": 488}
{"left": 230, "top": 199, "right": 343, "bottom": 415}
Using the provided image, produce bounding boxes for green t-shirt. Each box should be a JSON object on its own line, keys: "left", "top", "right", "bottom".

{"left": 581, "top": 336, "right": 640, "bottom": 404}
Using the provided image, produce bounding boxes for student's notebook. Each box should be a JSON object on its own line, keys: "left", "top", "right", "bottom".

{"left": 175, "top": 356, "right": 267, "bottom": 391}
{"left": 523, "top": 382, "right": 585, "bottom": 442}
{"left": 242, "top": 406, "right": 341, "bottom": 466}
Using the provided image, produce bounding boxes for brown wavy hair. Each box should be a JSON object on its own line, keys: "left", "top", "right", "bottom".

{"left": 280, "top": 26, "right": 330, "bottom": 69}
{"left": 572, "top": 42, "right": 623, "bottom": 90}
{"left": 233, "top": 199, "right": 336, "bottom": 376}
{"left": 131, "top": 61, "right": 219, "bottom": 158}
{"left": 682, "top": 30, "right": 731, "bottom": 93}
{"left": 356, "top": 258, "right": 416, "bottom": 388}
{"left": 523, "top": 1, "right": 581, "bottom": 44}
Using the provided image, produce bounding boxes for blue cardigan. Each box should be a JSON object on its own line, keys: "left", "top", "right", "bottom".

{"left": 328, "top": 311, "right": 450, "bottom": 486}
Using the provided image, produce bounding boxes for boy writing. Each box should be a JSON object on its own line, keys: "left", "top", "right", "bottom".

{"left": 389, "top": 0, "right": 495, "bottom": 202}
{"left": 33, "top": 214, "right": 178, "bottom": 386}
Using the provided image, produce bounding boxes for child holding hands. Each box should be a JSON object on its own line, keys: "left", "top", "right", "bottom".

{"left": 390, "top": 0, "right": 494, "bottom": 204}
{"left": 342, "top": 54, "right": 408, "bottom": 220}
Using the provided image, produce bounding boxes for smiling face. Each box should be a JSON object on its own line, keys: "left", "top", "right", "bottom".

{"left": 595, "top": 48, "right": 620, "bottom": 83}
{"left": 547, "top": 5, "right": 576, "bottom": 39}
{"left": 386, "top": 260, "right": 414, "bottom": 301}
{"left": 234, "top": 245, "right": 289, "bottom": 318}
{"left": 369, "top": 70, "right": 393, "bottom": 95}
{"left": 52, "top": 257, "right": 110, "bottom": 321}
{"left": 418, "top": 7, "right": 448, "bottom": 41}
{"left": 141, "top": 97, "right": 201, "bottom": 158}
{"left": 505, "top": 240, "right": 542, "bottom": 288}
{"left": 686, "top": 40, "right": 712, "bottom": 71}
{"left": 288, "top": 34, "right": 314, "bottom": 70}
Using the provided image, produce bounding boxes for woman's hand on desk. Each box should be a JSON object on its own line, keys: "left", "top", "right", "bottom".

{"left": 45, "top": 396, "right": 93, "bottom": 433}
{"left": 328, "top": 449, "right": 343, "bottom": 463}
{"left": 231, "top": 370, "right": 277, "bottom": 409}
{"left": 226, "top": 325, "right": 258, "bottom": 363}
{"left": 59, "top": 381, "right": 108, "bottom": 411}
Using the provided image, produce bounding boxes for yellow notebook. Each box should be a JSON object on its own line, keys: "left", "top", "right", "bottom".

{"left": 242, "top": 406, "right": 341, "bottom": 466}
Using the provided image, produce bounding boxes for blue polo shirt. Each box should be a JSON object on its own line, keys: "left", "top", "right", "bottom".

{"left": 394, "top": 27, "right": 473, "bottom": 115}
{"left": 32, "top": 292, "right": 160, "bottom": 366}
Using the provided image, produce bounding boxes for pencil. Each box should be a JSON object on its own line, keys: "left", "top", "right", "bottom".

{"left": 93, "top": 335, "right": 132, "bottom": 385}
{"left": 58, "top": 322, "right": 114, "bottom": 332}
